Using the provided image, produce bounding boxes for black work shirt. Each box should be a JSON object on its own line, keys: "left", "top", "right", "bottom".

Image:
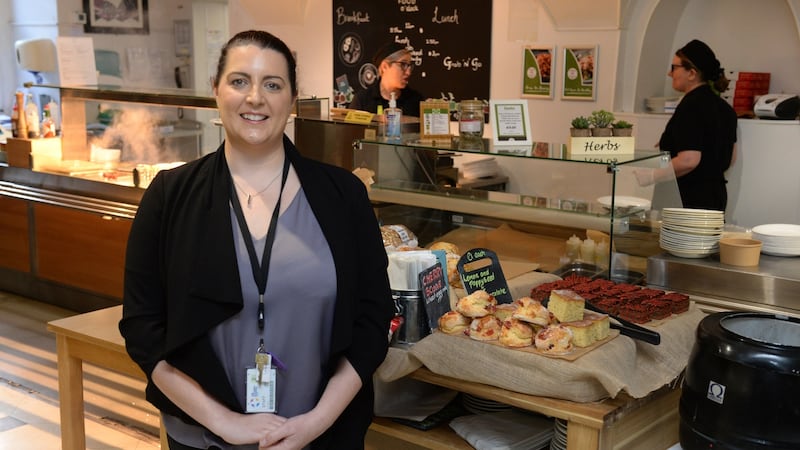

{"left": 349, "top": 79, "right": 425, "bottom": 117}
{"left": 659, "top": 84, "right": 738, "bottom": 211}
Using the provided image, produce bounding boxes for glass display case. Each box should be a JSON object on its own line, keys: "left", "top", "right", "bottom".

{"left": 355, "top": 135, "right": 682, "bottom": 278}
{"left": 31, "top": 84, "right": 222, "bottom": 188}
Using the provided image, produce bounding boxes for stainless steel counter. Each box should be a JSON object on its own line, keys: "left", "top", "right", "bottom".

{"left": 647, "top": 252, "right": 800, "bottom": 317}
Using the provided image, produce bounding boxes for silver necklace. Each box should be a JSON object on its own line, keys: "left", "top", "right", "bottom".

{"left": 233, "top": 171, "right": 282, "bottom": 208}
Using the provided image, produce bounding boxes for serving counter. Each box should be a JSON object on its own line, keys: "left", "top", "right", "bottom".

{"left": 648, "top": 252, "right": 800, "bottom": 317}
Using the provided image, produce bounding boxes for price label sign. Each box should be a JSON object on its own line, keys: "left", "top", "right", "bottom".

{"left": 418, "top": 261, "right": 450, "bottom": 330}
{"left": 456, "top": 248, "right": 512, "bottom": 304}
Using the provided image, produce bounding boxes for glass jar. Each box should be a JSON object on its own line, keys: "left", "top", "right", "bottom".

{"left": 458, "top": 100, "right": 484, "bottom": 139}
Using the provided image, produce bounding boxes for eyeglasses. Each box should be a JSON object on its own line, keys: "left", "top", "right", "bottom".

{"left": 391, "top": 61, "right": 414, "bottom": 72}
{"left": 670, "top": 63, "right": 695, "bottom": 73}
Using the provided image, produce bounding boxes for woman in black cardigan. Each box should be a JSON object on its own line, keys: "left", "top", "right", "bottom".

{"left": 120, "top": 30, "right": 393, "bottom": 449}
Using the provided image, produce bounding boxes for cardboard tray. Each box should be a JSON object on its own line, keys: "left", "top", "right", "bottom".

{"left": 440, "top": 328, "right": 620, "bottom": 361}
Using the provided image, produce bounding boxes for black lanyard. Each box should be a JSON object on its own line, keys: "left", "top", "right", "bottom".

{"left": 229, "top": 155, "right": 291, "bottom": 331}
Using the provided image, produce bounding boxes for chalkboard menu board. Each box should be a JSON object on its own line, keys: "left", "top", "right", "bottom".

{"left": 332, "top": 0, "right": 492, "bottom": 109}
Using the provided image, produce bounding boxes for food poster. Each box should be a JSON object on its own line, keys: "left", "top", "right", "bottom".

{"left": 522, "top": 46, "right": 554, "bottom": 98}
{"left": 561, "top": 46, "right": 597, "bottom": 100}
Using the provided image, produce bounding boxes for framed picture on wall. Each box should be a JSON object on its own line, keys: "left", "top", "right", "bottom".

{"left": 84, "top": 0, "right": 150, "bottom": 35}
{"left": 522, "top": 46, "right": 555, "bottom": 98}
{"left": 561, "top": 45, "right": 597, "bottom": 101}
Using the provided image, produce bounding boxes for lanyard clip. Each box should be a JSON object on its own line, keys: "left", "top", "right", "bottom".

{"left": 257, "top": 294, "right": 265, "bottom": 329}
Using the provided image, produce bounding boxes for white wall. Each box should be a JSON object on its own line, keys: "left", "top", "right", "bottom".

{"left": 4, "top": 0, "right": 191, "bottom": 108}
{"left": 670, "top": 0, "right": 800, "bottom": 96}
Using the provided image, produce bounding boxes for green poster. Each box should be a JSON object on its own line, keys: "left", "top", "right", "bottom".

{"left": 522, "top": 47, "right": 553, "bottom": 97}
{"left": 562, "top": 47, "right": 596, "bottom": 100}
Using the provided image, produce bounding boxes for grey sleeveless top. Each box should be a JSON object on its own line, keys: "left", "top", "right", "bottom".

{"left": 164, "top": 188, "right": 337, "bottom": 449}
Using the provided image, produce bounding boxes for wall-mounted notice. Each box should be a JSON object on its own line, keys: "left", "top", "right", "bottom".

{"left": 56, "top": 37, "right": 98, "bottom": 86}
{"left": 332, "top": 0, "right": 492, "bottom": 109}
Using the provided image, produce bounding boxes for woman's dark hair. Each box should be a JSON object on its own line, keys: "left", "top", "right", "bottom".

{"left": 212, "top": 30, "right": 298, "bottom": 97}
{"left": 676, "top": 40, "right": 731, "bottom": 94}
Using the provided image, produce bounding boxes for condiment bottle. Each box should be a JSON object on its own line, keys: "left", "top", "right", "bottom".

{"left": 15, "top": 91, "right": 28, "bottom": 139}
{"left": 385, "top": 92, "right": 402, "bottom": 139}
{"left": 458, "top": 99, "right": 484, "bottom": 139}
{"left": 25, "top": 93, "right": 40, "bottom": 138}
{"left": 565, "top": 235, "right": 582, "bottom": 261}
{"left": 46, "top": 99, "right": 60, "bottom": 135}
{"left": 595, "top": 240, "right": 610, "bottom": 268}
{"left": 41, "top": 103, "right": 56, "bottom": 138}
{"left": 10, "top": 96, "right": 19, "bottom": 138}
{"left": 580, "top": 237, "right": 596, "bottom": 263}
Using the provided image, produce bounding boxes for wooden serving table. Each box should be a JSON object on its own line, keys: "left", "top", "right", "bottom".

{"left": 46, "top": 305, "right": 166, "bottom": 450}
{"left": 369, "top": 367, "right": 680, "bottom": 450}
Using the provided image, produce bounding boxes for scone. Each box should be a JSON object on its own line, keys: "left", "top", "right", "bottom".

{"left": 547, "top": 289, "right": 585, "bottom": 323}
{"left": 428, "top": 241, "right": 460, "bottom": 255}
{"left": 438, "top": 311, "right": 471, "bottom": 335}
{"left": 445, "top": 253, "right": 463, "bottom": 288}
{"left": 428, "top": 241, "right": 462, "bottom": 288}
{"left": 467, "top": 316, "right": 502, "bottom": 341}
{"left": 493, "top": 303, "right": 518, "bottom": 322}
{"left": 512, "top": 297, "right": 552, "bottom": 327}
{"left": 534, "top": 324, "right": 574, "bottom": 354}
{"left": 455, "top": 290, "right": 497, "bottom": 318}
{"left": 499, "top": 318, "right": 534, "bottom": 348}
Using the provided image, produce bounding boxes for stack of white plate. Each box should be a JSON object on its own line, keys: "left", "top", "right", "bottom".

{"left": 549, "top": 418, "right": 568, "bottom": 450}
{"left": 462, "top": 394, "right": 512, "bottom": 414}
{"left": 660, "top": 208, "right": 724, "bottom": 258}
{"left": 645, "top": 96, "right": 680, "bottom": 113}
{"left": 752, "top": 223, "right": 800, "bottom": 257}
{"left": 460, "top": 156, "right": 498, "bottom": 179}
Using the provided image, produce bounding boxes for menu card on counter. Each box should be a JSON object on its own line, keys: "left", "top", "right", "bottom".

{"left": 457, "top": 248, "right": 512, "bottom": 304}
{"left": 418, "top": 261, "right": 450, "bottom": 330}
{"left": 56, "top": 37, "right": 98, "bottom": 86}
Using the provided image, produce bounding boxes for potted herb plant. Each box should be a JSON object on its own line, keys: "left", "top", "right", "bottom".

{"left": 612, "top": 120, "right": 634, "bottom": 136}
{"left": 589, "top": 110, "right": 615, "bottom": 137}
{"left": 570, "top": 116, "right": 591, "bottom": 137}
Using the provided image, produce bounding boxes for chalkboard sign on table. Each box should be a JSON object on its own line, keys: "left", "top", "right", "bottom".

{"left": 418, "top": 261, "right": 450, "bottom": 331}
{"left": 456, "top": 247, "right": 513, "bottom": 304}
{"left": 332, "top": 0, "right": 492, "bottom": 110}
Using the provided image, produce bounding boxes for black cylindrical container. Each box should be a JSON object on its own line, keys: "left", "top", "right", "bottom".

{"left": 680, "top": 312, "right": 800, "bottom": 450}
{"left": 391, "top": 290, "right": 430, "bottom": 345}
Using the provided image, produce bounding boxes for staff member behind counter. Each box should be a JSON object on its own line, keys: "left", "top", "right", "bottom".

{"left": 349, "top": 42, "right": 425, "bottom": 116}
{"left": 638, "top": 39, "right": 738, "bottom": 212}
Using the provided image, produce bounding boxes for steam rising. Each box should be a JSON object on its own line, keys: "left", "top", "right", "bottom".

{"left": 90, "top": 107, "right": 180, "bottom": 164}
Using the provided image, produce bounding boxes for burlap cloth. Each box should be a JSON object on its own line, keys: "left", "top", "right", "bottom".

{"left": 377, "top": 298, "right": 705, "bottom": 403}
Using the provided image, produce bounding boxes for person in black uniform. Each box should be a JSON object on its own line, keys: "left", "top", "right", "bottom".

{"left": 349, "top": 42, "right": 425, "bottom": 116}
{"left": 657, "top": 39, "right": 738, "bottom": 211}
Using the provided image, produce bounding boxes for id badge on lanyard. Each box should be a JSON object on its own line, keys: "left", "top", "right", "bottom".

{"left": 229, "top": 155, "right": 290, "bottom": 414}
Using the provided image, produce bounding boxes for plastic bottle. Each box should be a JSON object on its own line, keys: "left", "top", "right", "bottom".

{"left": 41, "top": 103, "right": 56, "bottom": 138}
{"left": 11, "top": 97, "right": 19, "bottom": 138}
{"left": 25, "top": 93, "right": 40, "bottom": 138}
{"left": 565, "top": 235, "right": 582, "bottom": 261}
{"left": 15, "top": 91, "right": 28, "bottom": 139}
{"left": 580, "top": 237, "right": 596, "bottom": 263}
{"left": 385, "top": 92, "right": 402, "bottom": 139}
{"left": 46, "top": 99, "right": 60, "bottom": 135}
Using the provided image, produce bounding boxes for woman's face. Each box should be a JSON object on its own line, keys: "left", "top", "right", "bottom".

{"left": 214, "top": 45, "right": 296, "bottom": 152}
{"left": 668, "top": 56, "right": 695, "bottom": 93}
{"left": 380, "top": 52, "right": 413, "bottom": 93}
